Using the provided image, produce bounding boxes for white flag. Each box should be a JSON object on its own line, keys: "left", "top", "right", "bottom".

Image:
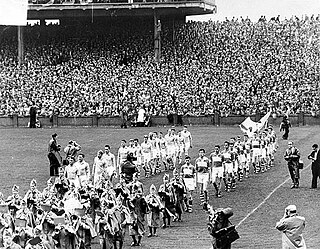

{"left": 0, "top": 0, "right": 28, "bottom": 26}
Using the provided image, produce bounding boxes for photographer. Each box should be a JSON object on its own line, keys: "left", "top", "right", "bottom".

{"left": 64, "top": 141, "right": 81, "bottom": 160}
{"left": 284, "top": 141, "right": 301, "bottom": 189}
{"left": 276, "top": 205, "right": 306, "bottom": 249}
{"left": 206, "top": 204, "right": 238, "bottom": 249}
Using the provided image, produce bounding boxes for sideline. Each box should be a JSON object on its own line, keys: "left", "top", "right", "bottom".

{"left": 236, "top": 162, "right": 311, "bottom": 229}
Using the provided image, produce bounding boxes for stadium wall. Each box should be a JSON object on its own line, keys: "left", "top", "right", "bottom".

{"left": 0, "top": 113, "right": 313, "bottom": 128}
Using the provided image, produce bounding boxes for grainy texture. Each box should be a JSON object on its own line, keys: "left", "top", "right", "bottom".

{"left": 0, "top": 126, "right": 319, "bottom": 249}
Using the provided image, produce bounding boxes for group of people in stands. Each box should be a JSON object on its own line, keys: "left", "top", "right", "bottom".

{"left": 0, "top": 15, "right": 319, "bottom": 119}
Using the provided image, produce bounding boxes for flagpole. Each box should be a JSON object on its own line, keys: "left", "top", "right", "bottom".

{"left": 18, "top": 25, "right": 24, "bottom": 66}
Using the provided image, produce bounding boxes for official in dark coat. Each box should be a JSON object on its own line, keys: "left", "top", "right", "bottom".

{"left": 308, "top": 144, "right": 320, "bottom": 188}
{"left": 48, "top": 133, "right": 62, "bottom": 177}
{"left": 29, "top": 103, "right": 37, "bottom": 129}
{"left": 280, "top": 116, "right": 291, "bottom": 140}
{"left": 284, "top": 141, "right": 300, "bottom": 188}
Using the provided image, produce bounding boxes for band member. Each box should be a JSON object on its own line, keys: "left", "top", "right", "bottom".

{"left": 195, "top": 149, "right": 211, "bottom": 204}
{"left": 180, "top": 156, "right": 196, "bottom": 212}
{"left": 145, "top": 184, "right": 162, "bottom": 237}
{"left": 128, "top": 188, "right": 148, "bottom": 247}
{"left": 170, "top": 169, "right": 186, "bottom": 222}
{"left": 92, "top": 150, "right": 107, "bottom": 187}
{"left": 24, "top": 179, "right": 42, "bottom": 215}
{"left": 158, "top": 174, "right": 175, "bottom": 229}
{"left": 64, "top": 157, "right": 80, "bottom": 189}
{"left": 210, "top": 145, "right": 224, "bottom": 198}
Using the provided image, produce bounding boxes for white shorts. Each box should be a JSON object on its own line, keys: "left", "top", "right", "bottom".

{"left": 233, "top": 161, "right": 239, "bottom": 172}
{"left": 142, "top": 153, "right": 151, "bottom": 164}
{"left": 160, "top": 149, "right": 167, "bottom": 158}
{"left": 106, "top": 166, "right": 115, "bottom": 177}
{"left": 197, "top": 173, "right": 209, "bottom": 190}
{"left": 178, "top": 145, "right": 184, "bottom": 154}
{"left": 211, "top": 167, "right": 224, "bottom": 182}
{"left": 183, "top": 178, "right": 196, "bottom": 191}
{"left": 184, "top": 142, "right": 191, "bottom": 155}
{"left": 136, "top": 157, "right": 142, "bottom": 165}
{"left": 261, "top": 148, "right": 267, "bottom": 159}
{"left": 151, "top": 149, "right": 160, "bottom": 159}
{"left": 225, "top": 162, "right": 234, "bottom": 174}
{"left": 252, "top": 149, "right": 261, "bottom": 159}
{"left": 167, "top": 146, "right": 175, "bottom": 157}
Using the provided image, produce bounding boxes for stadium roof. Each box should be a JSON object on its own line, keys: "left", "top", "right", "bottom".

{"left": 27, "top": 0, "right": 216, "bottom": 19}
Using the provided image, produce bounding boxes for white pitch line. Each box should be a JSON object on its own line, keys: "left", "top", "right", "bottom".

{"left": 236, "top": 162, "right": 311, "bottom": 229}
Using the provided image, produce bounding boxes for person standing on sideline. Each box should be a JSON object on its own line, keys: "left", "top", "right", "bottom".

{"left": 284, "top": 141, "right": 301, "bottom": 188}
{"left": 276, "top": 205, "right": 306, "bottom": 249}
{"left": 307, "top": 144, "right": 320, "bottom": 189}
{"left": 280, "top": 116, "right": 291, "bottom": 140}
{"left": 47, "top": 133, "right": 62, "bottom": 177}
{"left": 29, "top": 102, "right": 37, "bottom": 128}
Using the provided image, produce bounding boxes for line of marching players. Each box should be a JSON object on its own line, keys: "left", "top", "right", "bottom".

{"left": 0, "top": 125, "right": 277, "bottom": 249}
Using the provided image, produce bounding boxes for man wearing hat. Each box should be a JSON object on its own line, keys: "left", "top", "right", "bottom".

{"left": 276, "top": 205, "right": 306, "bottom": 249}
{"left": 47, "top": 133, "right": 62, "bottom": 177}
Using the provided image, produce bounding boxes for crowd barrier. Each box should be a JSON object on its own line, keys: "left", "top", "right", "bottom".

{"left": 0, "top": 112, "right": 314, "bottom": 128}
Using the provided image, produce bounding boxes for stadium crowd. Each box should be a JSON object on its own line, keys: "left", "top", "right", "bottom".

{"left": 0, "top": 15, "right": 319, "bottom": 118}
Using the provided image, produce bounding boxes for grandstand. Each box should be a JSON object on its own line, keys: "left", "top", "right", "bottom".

{"left": 0, "top": 2, "right": 320, "bottom": 125}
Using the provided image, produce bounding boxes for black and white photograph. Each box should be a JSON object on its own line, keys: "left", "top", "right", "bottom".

{"left": 0, "top": 0, "right": 319, "bottom": 248}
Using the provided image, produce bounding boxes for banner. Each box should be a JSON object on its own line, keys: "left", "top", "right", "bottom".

{"left": 0, "top": 0, "right": 28, "bottom": 26}
{"left": 239, "top": 111, "right": 271, "bottom": 137}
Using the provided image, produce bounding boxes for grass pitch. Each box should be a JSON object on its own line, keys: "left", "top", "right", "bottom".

{"left": 0, "top": 126, "right": 320, "bottom": 249}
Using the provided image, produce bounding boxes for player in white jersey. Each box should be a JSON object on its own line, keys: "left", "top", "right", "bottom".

{"left": 102, "top": 144, "right": 117, "bottom": 181}
{"left": 171, "top": 128, "right": 180, "bottom": 167}
{"left": 251, "top": 132, "right": 261, "bottom": 173}
{"left": 164, "top": 129, "right": 176, "bottom": 169}
{"left": 117, "top": 140, "right": 129, "bottom": 174}
{"left": 150, "top": 132, "right": 161, "bottom": 174}
{"left": 176, "top": 131, "right": 185, "bottom": 165}
{"left": 181, "top": 125, "right": 192, "bottom": 156}
{"left": 141, "top": 135, "right": 152, "bottom": 177}
{"left": 134, "top": 138, "right": 142, "bottom": 172}
{"left": 158, "top": 132, "right": 168, "bottom": 171}
{"left": 180, "top": 156, "right": 196, "bottom": 212}
{"left": 195, "top": 149, "right": 211, "bottom": 205}
{"left": 222, "top": 141, "right": 234, "bottom": 192}
{"left": 210, "top": 145, "right": 224, "bottom": 198}
{"left": 243, "top": 134, "right": 252, "bottom": 178}
{"left": 229, "top": 141, "right": 239, "bottom": 188}
{"left": 74, "top": 153, "right": 90, "bottom": 188}
{"left": 259, "top": 132, "right": 268, "bottom": 173}
{"left": 268, "top": 126, "right": 277, "bottom": 166}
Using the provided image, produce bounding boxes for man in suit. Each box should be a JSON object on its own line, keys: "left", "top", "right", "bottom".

{"left": 284, "top": 141, "right": 300, "bottom": 188}
{"left": 308, "top": 144, "right": 320, "bottom": 188}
